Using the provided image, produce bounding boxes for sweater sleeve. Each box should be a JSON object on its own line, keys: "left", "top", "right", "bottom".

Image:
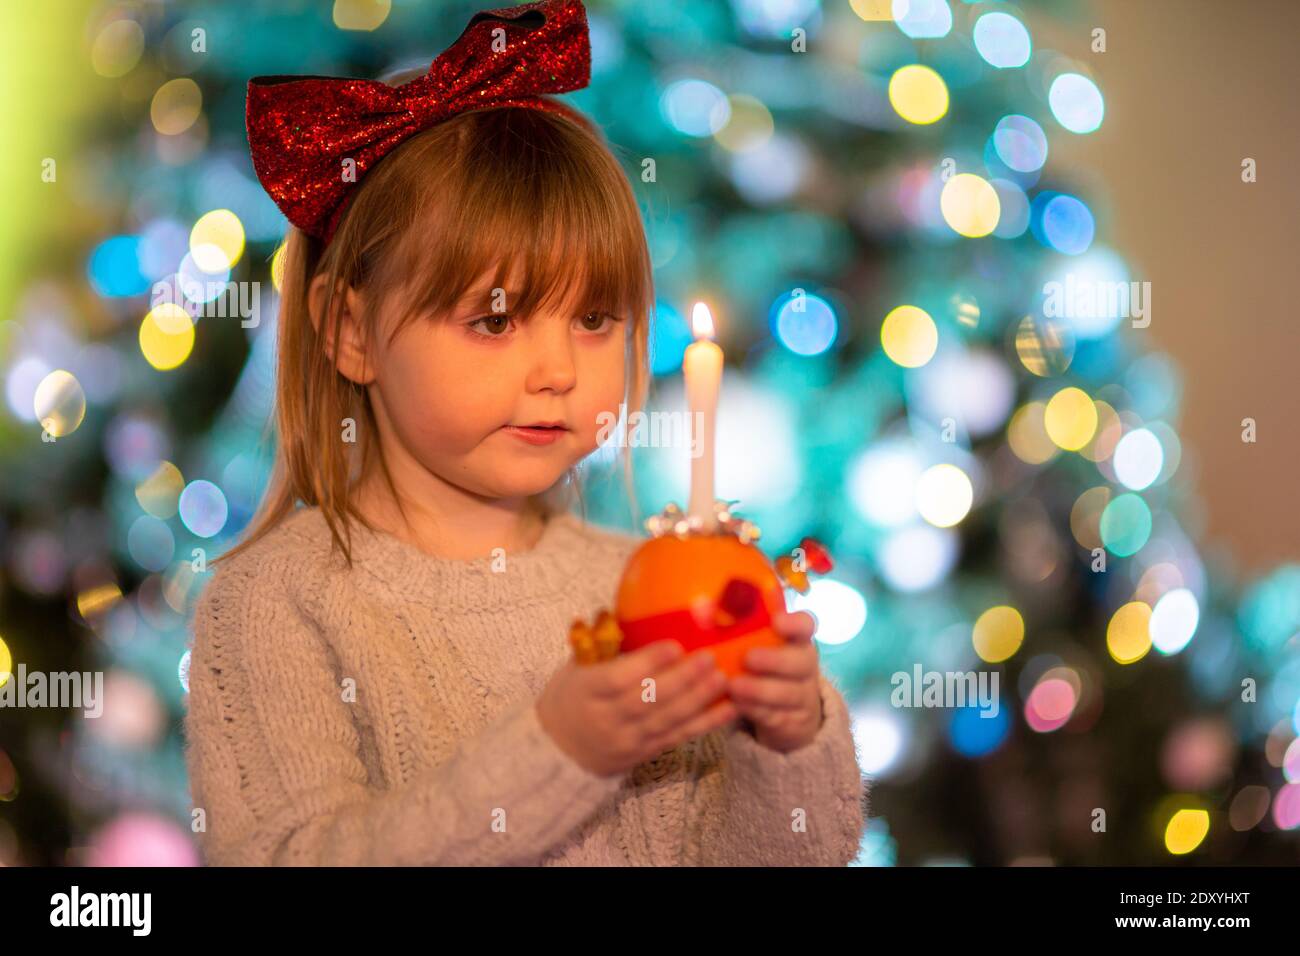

{"left": 685, "top": 672, "right": 867, "bottom": 866}
{"left": 183, "top": 559, "right": 625, "bottom": 866}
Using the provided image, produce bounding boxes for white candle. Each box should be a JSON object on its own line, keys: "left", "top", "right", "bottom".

{"left": 684, "top": 302, "right": 723, "bottom": 532}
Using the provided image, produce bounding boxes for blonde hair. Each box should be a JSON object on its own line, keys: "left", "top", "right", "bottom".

{"left": 216, "top": 92, "right": 653, "bottom": 569}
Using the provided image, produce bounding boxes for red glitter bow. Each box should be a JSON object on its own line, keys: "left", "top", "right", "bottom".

{"left": 245, "top": 0, "right": 592, "bottom": 245}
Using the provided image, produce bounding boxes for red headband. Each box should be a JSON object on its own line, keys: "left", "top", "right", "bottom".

{"left": 245, "top": 0, "right": 592, "bottom": 246}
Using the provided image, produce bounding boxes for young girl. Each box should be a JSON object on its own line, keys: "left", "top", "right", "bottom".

{"left": 183, "top": 0, "right": 866, "bottom": 866}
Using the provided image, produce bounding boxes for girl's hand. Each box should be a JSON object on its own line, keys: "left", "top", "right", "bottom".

{"left": 536, "top": 639, "right": 739, "bottom": 778}
{"left": 727, "top": 610, "right": 825, "bottom": 753}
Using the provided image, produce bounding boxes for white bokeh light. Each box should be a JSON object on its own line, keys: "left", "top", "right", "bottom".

{"left": 848, "top": 440, "right": 923, "bottom": 528}
{"left": 1113, "top": 427, "right": 1164, "bottom": 491}
{"left": 788, "top": 578, "right": 867, "bottom": 647}
{"left": 879, "top": 523, "right": 959, "bottom": 592}
{"left": 851, "top": 708, "right": 906, "bottom": 776}
{"left": 1151, "top": 587, "right": 1199, "bottom": 655}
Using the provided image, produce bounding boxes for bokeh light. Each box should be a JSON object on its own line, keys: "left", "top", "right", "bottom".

{"left": 1043, "top": 386, "right": 1097, "bottom": 450}
{"left": 851, "top": 710, "right": 905, "bottom": 776}
{"left": 1048, "top": 72, "right": 1104, "bottom": 134}
{"left": 788, "top": 578, "right": 867, "bottom": 646}
{"left": 972, "top": 605, "right": 1024, "bottom": 663}
{"left": 150, "top": 78, "right": 203, "bottom": 136}
{"left": 1037, "top": 194, "right": 1095, "bottom": 255}
{"left": 333, "top": 0, "right": 392, "bottom": 31}
{"left": 1150, "top": 588, "right": 1199, "bottom": 655}
{"left": 973, "top": 12, "right": 1031, "bottom": 68}
{"left": 1164, "top": 808, "right": 1210, "bottom": 855}
{"left": 1100, "top": 493, "right": 1153, "bottom": 557}
{"left": 1069, "top": 486, "right": 1111, "bottom": 551}
{"left": 892, "top": 0, "right": 952, "bottom": 39}
{"left": 888, "top": 65, "right": 949, "bottom": 125}
{"left": 715, "top": 93, "right": 774, "bottom": 152}
{"left": 139, "top": 304, "right": 196, "bottom": 371}
{"left": 91, "top": 19, "right": 145, "bottom": 77}
{"left": 136, "top": 461, "right": 185, "bottom": 519}
{"left": 992, "top": 115, "right": 1047, "bottom": 172}
{"left": 940, "top": 173, "right": 1000, "bottom": 238}
{"left": 1113, "top": 428, "right": 1164, "bottom": 491}
{"left": 878, "top": 524, "right": 959, "bottom": 592}
{"left": 661, "top": 78, "right": 730, "bottom": 137}
{"left": 88, "top": 236, "right": 150, "bottom": 298}
{"left": 1007, "top": 401, "right": 1059, "bottom": 465}
{"left": 949, "top": 702, "right": 1010, "bottom": 757}
{"left": 880, "top": 305, "right": 938, "bottom": 368}
{"left": 916, "top": 463, "right": 974, "bottom": 528}
{"left": 1015, "top": 314, "right": 1075, "bottom": 377}
{"left": 1025, "top": 677, "right": 1076, "bottom": 732}
{"left": 1107, "top": 601, "right": 1152, "bottom": 664}
{"left": 849, "top": 441, "right": 924, "bottom": 528}
{"left": 773, "top": 292, "right": 837, "bottom": 356}
{"left": 33, "top": 370, "right": 86, "bottom": 438}
{"left": 179, "top": 480, "right": 229, "bottom": 539}
{"left": 190, "top": 209, "right": 245, "bottom": 271}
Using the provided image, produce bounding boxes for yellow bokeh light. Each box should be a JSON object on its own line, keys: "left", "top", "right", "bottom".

{"left": 91, "top": 19, "right": 145, "bottom": 78}
{"left": 333, "top": 0, "right": 392, "bottom": 31}
{"left": 136, "top": 461, "right": 185, "bottom": 518}
{"left": 1015, "top": 314, "right": 1074, "bottom": 377}
{"left": 849, "top": 0, "right": 894, "bottom": 20}
{"left": 1107, "top": 601, "right": 1152, "bottom": 664}
{"left": 1007, "top": 401, "right": 1059, "bottom": 465}
{"left": 951, "top": 292, "right": 980, "bottom": 328}
{"left": 33, "top": 369, "right": 86, "bottom": 438}
{"left": 1069, "top": 486, "right": 1112, "bottom": 550}
{"left": 190, "top": 209, "right": 245, "bottom": 271}
{"left": 888, "top": 65, "right": 949, "bottom": 125}
{"left": 140, "top": 304, "right": 196, "bottom": 371}
{"left": 715, "top": 94, "right": 774, "bottom": 152}
{"left": 973, "top": 606, "right": 1025, "bottom": 663}
{"left": 1044, "top": 386, "right": 1098, "bottom": 451}
{"left": 1164, "top": 808, "right": 1210, "bottom": 855}
{"left": 150, "top": 78, "right": 203, "bottom": 136}
{"left": 940, "top": 173, "right": 1000, "bottom": 238}
{"left": 270, "top": 242, "right": 287, "bottom": 292}
{"left": 880, "top": 305, "right": 938, "bottom": 368}
{"left": 77, "top": 583, "right": 123, "bottom": 621}
{"left": 916, "top": 463, "right": 973, "bottom": 528}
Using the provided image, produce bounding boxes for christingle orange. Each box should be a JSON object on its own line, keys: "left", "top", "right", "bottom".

{"left": 567, "top": 501, "right": 834, "bottom": 682}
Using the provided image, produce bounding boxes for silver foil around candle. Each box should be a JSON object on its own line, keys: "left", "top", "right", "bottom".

{"left": 642, "top": 499, "right": 761, "bottom": 545}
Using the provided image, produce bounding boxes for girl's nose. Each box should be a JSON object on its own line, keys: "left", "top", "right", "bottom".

{"left": 525, "top": 318, "right": 577, "bottom": 392}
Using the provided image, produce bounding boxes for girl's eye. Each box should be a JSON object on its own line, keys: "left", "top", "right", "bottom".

{"left": 577, "top": 311, "right": 622, "bottom": 333}
{"left": 467, "top": 313, "right": 513, "bottom": 337}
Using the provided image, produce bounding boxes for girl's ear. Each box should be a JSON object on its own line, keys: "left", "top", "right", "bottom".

{"left": 308, "top": 272, "right": 375, "bottom": 385}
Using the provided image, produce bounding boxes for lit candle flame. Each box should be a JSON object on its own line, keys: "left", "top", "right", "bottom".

{"left": 691, "top": 301, "right": 715, "bottom": 340}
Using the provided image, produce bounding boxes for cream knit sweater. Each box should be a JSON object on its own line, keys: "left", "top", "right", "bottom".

{"left": 182, "top": 505, "right": 867, "bottom": 866}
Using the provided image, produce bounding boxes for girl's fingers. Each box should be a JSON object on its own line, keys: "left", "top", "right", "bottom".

{"left": 653, "top": 696, "right": 739, "bottom": 750}
{"left": 729, "top": 697, "right": 786, "bottom": 726}
{"left": 741, "top": 642, "right": 819, "bottom": 678}
{"left": 772, "top": 609, "right": 817, "bottom": 643}
{"left": 596, "top": 639, "right": 685, "bottom": 697}
{"left": 640, "top": 659, "right": 728, "bottom": 735}
{"left": 729, "top": 673, "right": 809, "bottom": 708}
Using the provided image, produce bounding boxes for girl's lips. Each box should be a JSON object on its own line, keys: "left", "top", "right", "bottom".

{"left": 501, "top": 425, "right": 568, "bottom": 446}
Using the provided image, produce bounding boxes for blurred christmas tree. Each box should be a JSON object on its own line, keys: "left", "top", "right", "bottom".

{"left": 1, "top": 0, "right": 1295, "bottom": 865}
